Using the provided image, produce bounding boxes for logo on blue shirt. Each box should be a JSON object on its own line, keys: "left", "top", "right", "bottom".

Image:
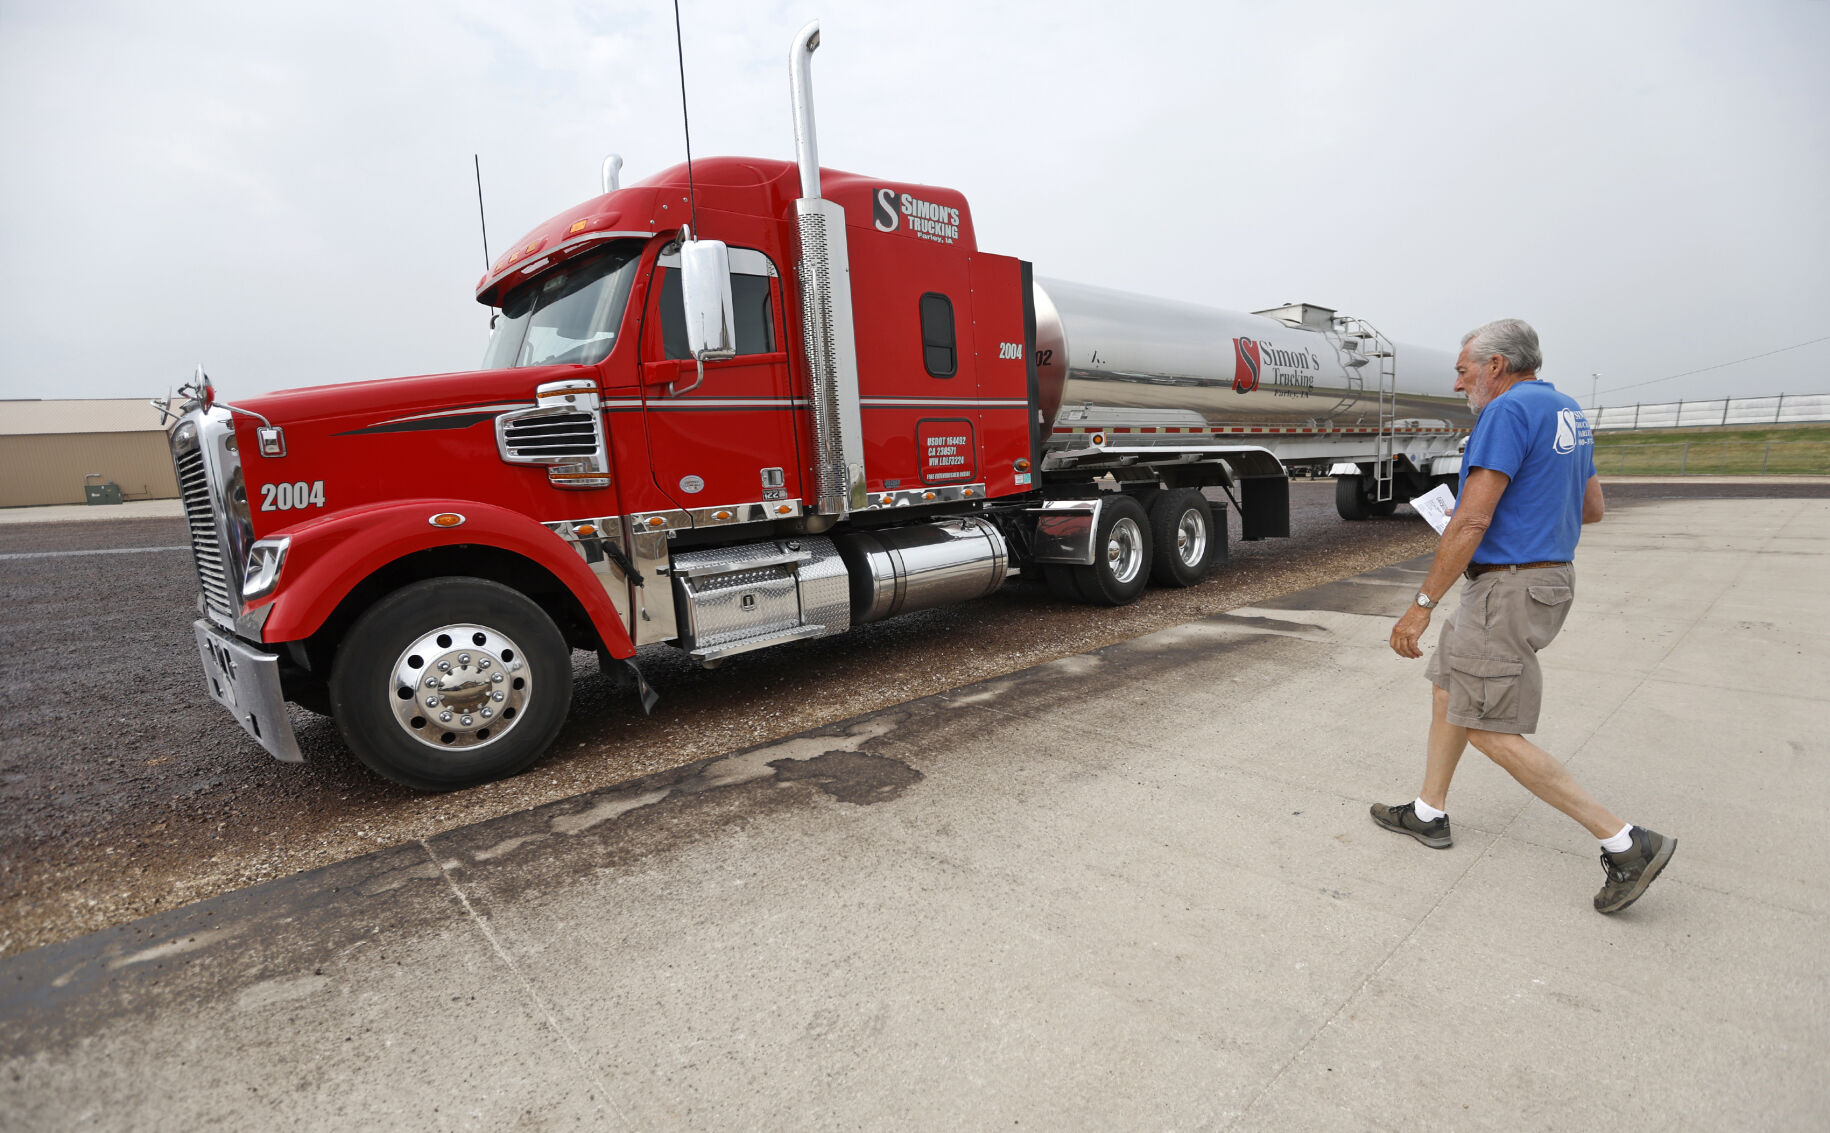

{"left": 1554, "top": 409, "right": 1579, "bottom": 455}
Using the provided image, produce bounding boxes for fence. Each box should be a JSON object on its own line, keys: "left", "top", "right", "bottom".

{"left": 1582, "top": 393, "right": 1830, "bottom": 431}
{"left": 1592, "top": 439, "right": 1829, "bottom": 476}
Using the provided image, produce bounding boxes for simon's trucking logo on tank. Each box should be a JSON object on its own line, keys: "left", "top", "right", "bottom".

{"left": 1233, "top": 337, "right": 1320, "bottom": 398}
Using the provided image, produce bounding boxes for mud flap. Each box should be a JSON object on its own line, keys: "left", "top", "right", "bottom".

{"left": 600, "top": 650, "right": 660, "bottom": 715}
{"left": 1240, "top": 475, "right": 1291, "bottom": 541}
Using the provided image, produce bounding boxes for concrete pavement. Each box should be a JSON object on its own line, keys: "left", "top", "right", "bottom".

{"left": 0, "top": 499, "right": 183, "bottom": 525}
{"left": 3, "top": 496, "right": 1826, "bottom": 1130}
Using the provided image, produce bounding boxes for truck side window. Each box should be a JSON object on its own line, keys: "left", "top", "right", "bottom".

{"left": 658, "top": 268, "right": 776, "bottom": 361}
{"left": 919, "top": 293, "right": 956, "bottom": 378}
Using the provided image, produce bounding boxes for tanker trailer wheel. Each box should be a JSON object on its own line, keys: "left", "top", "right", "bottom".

{"left": 1068, "top": 493, "right": 1153, "bottom": 605}
{"left": 328, "top": 578, "right": 572, "bottom": 791}
{"left": 1147, "top": 488, "right": 1215, "bottom": 588}
{"left": 1334, "top": 474, "right": 1397, "bottom": 520}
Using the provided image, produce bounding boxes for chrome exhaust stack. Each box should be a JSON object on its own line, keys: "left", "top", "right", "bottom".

{"left": 789, "top": 21, "right": 865, "bottom": 520}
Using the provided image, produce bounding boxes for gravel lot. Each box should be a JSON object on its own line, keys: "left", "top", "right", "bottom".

{"left": 3, "top": 478, "right": 1823, "bottom": 956}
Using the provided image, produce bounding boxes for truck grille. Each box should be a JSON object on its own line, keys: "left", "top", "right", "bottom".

{"left": 168, "top": 409, "right": 251, "bottom": 625}
{"left": 175, "top": 444, "right": 235, "bottom": 619}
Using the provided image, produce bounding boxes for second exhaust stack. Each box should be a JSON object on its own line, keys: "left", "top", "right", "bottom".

{"left": 789, "top": 21, "right": 866, "bottom": 520}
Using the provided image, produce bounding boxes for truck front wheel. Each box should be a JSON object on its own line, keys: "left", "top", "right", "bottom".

{"left": 1067, "top": 494, "right": 1153, "bottom": 606}
{"left": 328, "top": 578, "right": 573, "bottom": 791}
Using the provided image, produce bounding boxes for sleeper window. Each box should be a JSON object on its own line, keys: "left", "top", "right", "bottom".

{"left": 919, "top": 293, "right": 956, "bottom": 378}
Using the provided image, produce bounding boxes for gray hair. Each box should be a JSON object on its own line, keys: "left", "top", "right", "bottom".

{"left": 1461, "top": 318, "right": 1542, "bottom": 375}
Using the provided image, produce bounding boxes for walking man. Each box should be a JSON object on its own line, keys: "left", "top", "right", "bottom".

{"left": 1374, "top": 318, "right": 1676, "bottom": 913}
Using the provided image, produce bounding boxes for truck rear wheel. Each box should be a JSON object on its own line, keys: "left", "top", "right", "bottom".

{"left": 328, "top": 577, "right": 572, "bottom": 791}
{"left": 1067, "top": 493, "right": 1153, "bottom": 606}
{"left": 1147, "top": 488, "right": 1214, "bottom": 588}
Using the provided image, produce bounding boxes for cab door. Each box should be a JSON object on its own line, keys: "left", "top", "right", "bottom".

{"left": 638, "top": 248, "right": 804, "bottom": 519}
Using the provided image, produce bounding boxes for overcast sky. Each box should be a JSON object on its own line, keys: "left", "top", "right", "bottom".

{"left": 2, "top": 0, "right": 1825, "bottom": 409}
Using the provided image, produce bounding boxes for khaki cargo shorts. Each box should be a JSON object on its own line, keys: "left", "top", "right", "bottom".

{"left": 1424, "top": 564, "right": 1575, "bottom": 734}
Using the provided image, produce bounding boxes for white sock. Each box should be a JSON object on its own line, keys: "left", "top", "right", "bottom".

{"left": 1412, "top": 798, "right": 1447, "bottom": 822}
{"left": 1599, "top": 824, "right": 1635, "bottom": 854}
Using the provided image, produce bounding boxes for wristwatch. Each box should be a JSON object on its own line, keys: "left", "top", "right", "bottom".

{"left": 1415, "top": 592, "right": 1439, "bottom": 610}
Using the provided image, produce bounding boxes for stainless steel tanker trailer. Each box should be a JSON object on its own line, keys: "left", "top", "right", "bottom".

{"left": 1031, "top": 279, "right": 1471, "bottom": 524}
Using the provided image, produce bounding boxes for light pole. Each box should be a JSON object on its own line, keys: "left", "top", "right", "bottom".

{"left": 1590, "top": 372, "right": 1600, "bottom": 412}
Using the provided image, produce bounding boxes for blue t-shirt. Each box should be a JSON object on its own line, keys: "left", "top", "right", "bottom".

{"left": 1461, "top": 380, "right": 1596, "bottom": 564}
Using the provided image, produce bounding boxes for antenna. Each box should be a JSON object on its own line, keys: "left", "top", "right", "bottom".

{"left": 671, "top": 0, "right": 699, "bottom": 234}
{"left": 473, "top": 154, "right": 491, "bottom": 272}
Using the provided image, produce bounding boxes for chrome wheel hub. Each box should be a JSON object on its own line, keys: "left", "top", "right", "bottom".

{"left": 1175, "top": 508, "right": 1208, "bottom": 567}
{"left": 1106, "top": 517, "right": 1144, "bottom": 585}
{"left": 388, "top": 623, "right": 531, "bottom": 751}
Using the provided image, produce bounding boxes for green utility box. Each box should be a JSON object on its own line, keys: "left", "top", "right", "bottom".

{"left": 83, "top": 475, "right": 123, "bottom": 505}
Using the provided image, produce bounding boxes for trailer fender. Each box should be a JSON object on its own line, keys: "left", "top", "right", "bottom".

{"left": 251, "top": 500, "right": 636, "bottom": 658}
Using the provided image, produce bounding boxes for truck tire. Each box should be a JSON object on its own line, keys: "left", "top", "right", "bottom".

{"left": 1336, "top": 475, "right": 1372, "bottom": 521}
{"left": 1067, "top": 493, "right": 1153, "bottom": 606}
{"left": 1147, "top": 488, "right": 1215, "bottom": 588}
{"left": 1335, "top": 474, "right": 1398, "bottom": 520}
{"left": 328, "top": 577, "right": 572, "bottom": 791}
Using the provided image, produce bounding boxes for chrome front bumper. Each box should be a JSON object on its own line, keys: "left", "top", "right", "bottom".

{"left": 193, "top": 619, "right": 302, "bottom": 763}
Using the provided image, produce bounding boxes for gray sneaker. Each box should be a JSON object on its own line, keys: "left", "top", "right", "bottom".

{"left": 1369, "top": 801, "right": 1452, "bottom": 849}
{"left": 1594, "top": 826, "right": 1677, "bottom": 914}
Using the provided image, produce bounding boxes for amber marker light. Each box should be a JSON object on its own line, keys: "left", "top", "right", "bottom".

{"left": 713, "top": 510, "right": 733, "bottom": 521}
{"left": 429, "top": 513, "right": 466, "bottom": 528}
{"left": 570, "top": 219, "right": 589, "bottom": 233}
{"left": 923, "top": 491, "right": 936, "bottom": 500}
{"left": 775, "top": 504, "right": 792, "bottom": 515}
{"left": 646, "top": 516, "right": 666, "bottom": 527}
{"left": 1091, "top": 433, "right": 1106, "bottom": 446}
{"left": 1013, "top": 458, "right": 1031, "bottom": 472}
{"left": 574, "top": 523, "right": 597, "bottom": 537}
{"left": 962, "top": 488, "right": 975, "bottom": 497}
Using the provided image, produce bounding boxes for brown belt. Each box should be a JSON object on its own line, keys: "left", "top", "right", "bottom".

{"left": 1464, "top": 560, "right": 1570, "bottom": 581}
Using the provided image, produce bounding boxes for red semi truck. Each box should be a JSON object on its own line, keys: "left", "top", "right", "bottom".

{"left": 163, "top": 24, "right": 1471, "bottom": 789}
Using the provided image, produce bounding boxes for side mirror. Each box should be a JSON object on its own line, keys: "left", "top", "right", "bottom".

{"left": 679, "top": 234, "right": 737, "bottom": 362}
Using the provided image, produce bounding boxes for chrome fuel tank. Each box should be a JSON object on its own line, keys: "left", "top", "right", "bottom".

{"left": 1033, "top": 278, "right": 1470, "bottom": 434}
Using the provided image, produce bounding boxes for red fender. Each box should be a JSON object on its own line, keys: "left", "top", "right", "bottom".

{"left": 253, "top": 499, "right": 636, "bottom": 658}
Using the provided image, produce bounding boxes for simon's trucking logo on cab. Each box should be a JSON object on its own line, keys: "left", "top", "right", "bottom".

{"left": 873, "top": 188, "right": 961, "bottom": 244}
{"left": 1233, "top": 337, "right": 1320, "bottom": 398}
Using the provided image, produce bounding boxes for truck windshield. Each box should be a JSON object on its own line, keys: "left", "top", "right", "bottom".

{"left": 482, "top": 242, "right": 642, "bottom": 369}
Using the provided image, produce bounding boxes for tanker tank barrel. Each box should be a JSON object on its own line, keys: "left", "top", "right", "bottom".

{"left": 1030, "top": 277, "right": 1470, "bottom": 439}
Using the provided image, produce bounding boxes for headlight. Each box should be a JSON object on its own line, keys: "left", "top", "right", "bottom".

{"left": 242, "top": 537, "right": 290, "bottom": 602}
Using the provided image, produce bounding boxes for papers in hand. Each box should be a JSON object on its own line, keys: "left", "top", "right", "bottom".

{"left": 1410, "top": 483, "right": 1457, "bottom": 535}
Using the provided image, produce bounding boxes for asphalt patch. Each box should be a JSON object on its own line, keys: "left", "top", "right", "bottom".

{"left": 768, "top": 750, "right": 924, "bottom": 805}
